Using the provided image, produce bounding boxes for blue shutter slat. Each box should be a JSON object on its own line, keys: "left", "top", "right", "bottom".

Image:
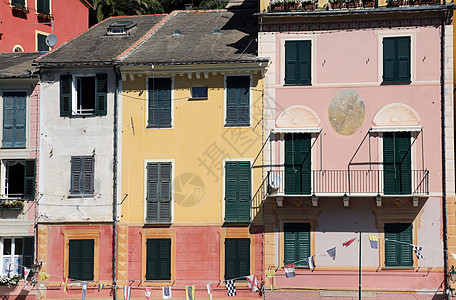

{"left": 95, "top": 74, "right": 107, "bottom": 116}
{"left": 60, "top": 75, "right": 72, "bottom": 116}
{"left": 3, "top": 94, "right": 15, "bottom": 147}
{"left": 14, "top": 95, "right": 26, "bottom": 147}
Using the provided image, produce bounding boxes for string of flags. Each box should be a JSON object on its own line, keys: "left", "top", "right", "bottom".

{"left": 11, "top": 233, "right": 456, "bottom": 299}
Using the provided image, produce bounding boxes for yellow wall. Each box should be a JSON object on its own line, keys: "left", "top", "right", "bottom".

{"left": 120, "top": 68, "right": 264, "bottom": 225}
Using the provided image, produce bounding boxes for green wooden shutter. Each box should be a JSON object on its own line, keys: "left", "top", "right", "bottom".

{"left": 3, "top": 93, "right": 15, "bottom": 147}
{"left": 383, "top": 38, "right": 396, "bottom": 82}
{"left": 238, "top": 238, "right": 250, "bottom": 278}
{"left": 37, "top": 34, "right": 49, "bottom": 51}
{"left": 95, "top": 74, "right": 107, "bottom": 116}
{"left": 225, "top": 238, "right": 250, "bottom": 280}
{"left": 24, "top": 159, "right": 36, "bottom": 199}
{"left": 225, "top": 238, "right": 237, "bottom": 280}
{"left": 148, "top": 78, "right": 171, "bottom": 127}
{"left": 225, "top": 162, "right": 237, "bottom": 222}
{"left": 225, "top": 162, "right": 251, "bottom": 223}
{"left": 159, "top": 163, "right": 171, "bottom": 223}
{"left": 284, "top": 223, "right": 310, "bottom": 266}
{"left": 285, "top": 133, "right": 311, "bottom": 195}
{"left": 82, "top": 157, "right": 94, "bottom": 194}
{"left": 383, "top": 133, "right": 396, "bottom": 194}
{"left": 226, "top": 77, "right": 250, "bottom": 126}
{"left": 383, "top": 132, "right": 411, "bottom": 195}
{"left": 285, "top": 41, "right": 298, "bottom": 84}
{"left": 68, "top": 240, "right": 82, "bottom": 279}
{"left": 69, "top": 239, "right": 94, "bottom": 280}
{"left": 148, "top": 79, "right": 159, "bottom": 127}
{"left": 146, "top": 239, "right": 171, "bottom": 280}
{"left": 71, "top": 157, "right": 82, "bottom": 193}
{"left": 37, "top": 0, "right": 49, "bottom": 14}
{"left": 81, "top": 239, "right": 94, "bottom": 280}
{"left": 12, "top": 0, "right": 26, "bottom": 7}
{"left": 60, "top": 75, "right": 72, "bottom": 117}
{"left": 397, "top": 37, "right": 411, "bottom": 82}
{"left": 22, "top": 236, "right": 34, "bottom": 268}
{"left": 385, "top": 223, "right": 412, "bottom": 267}
{"left": 396, "top": 132, "right": 411, "bottom": 195}
{"left": 298, "top": 41, "right": 311, "bottom": 85}
{"left": 226, "top": 77, "right": 238, "bottom": 125}
{"left": 284, "top": 225, "right": 297, "bottom": 266}
{"left": 146, "top": 163, "right": 159, "bottom": 222}
{"left": 14, "top": 93, "right": 26, "bottom": 146}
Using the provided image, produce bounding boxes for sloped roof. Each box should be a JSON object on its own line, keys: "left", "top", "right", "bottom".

{"left": 36, "top": 14, "right": 168, "bottom": 66}
{"left": 119, "top": 10, "right": 264, "bottom": 65}
{"left": 0, "top": 52, "right": 41, "bottom": 78}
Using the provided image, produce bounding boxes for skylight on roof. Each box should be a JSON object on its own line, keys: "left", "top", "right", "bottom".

{"left": 107, "top": 21, "right": 137, "bottom": 36}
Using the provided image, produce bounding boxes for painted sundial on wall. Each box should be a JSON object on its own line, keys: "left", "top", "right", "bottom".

{"left": 174, "top": 173, "right": 205, "bottom": 207}
{"left": 328, "top": 89, "right": 365, "bottom": 136}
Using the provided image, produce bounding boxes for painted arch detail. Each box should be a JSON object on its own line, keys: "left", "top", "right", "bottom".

{"left": 373, "top": 103, "right": 421, "bottom": 126}
{"left": 276, "top": 105, "right": 321, "bottom": 128}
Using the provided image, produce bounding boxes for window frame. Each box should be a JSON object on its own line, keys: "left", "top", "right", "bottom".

{"left": 35, "top": 31, "right": 49, "bottom": 52}
{"left": 147, "top": 77, "right": 174, "bottom": 129}
{"left": 190, "top": 86, "right": 208, "bottom": 99}
{"left": 283, "top": 222, "right": 311, "bottom": 267}
{"left": 10, "top": 0, "right": 26, "bottom": 9}
{"left": 0, "top": 159, "right": 36, "bottom": 200}
{"left": 68, "top": 239, "right": 95, "bottom": 281}
{"left": 224, "top": 75, "right": 252, "bottom": 127}
{"left": 35, "top": 0, "right": 50, "bottom": 15}
{"left": 0, "top": 237, "right": 33, "bottom": 276}
{"left": 224, "top": 238, "right": 250, "bottom": 280}
{"left": 280, "top": 35, "right": 316, "bottom": 86}
{"left": 378, "top": 30, "right": 416, "bottom": 85}
{"left": 144, "top": 159, "right": 174, "bottom": 224}
{"left": 70, "top": 156, "right": 95, "bottom": 195}
{"left": 223, "top": 159, "right": 252, "bottom": 224}
{"left": 384, "top": 223, "right": 413, "bottom": 267}
{"left": 1, "top": 91, "right": 28, "bottom": 148}
{"left": 145, "top": 238, "right": 171, "bottom": 281}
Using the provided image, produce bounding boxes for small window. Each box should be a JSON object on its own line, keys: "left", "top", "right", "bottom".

{"left": 284, "top": 223, "right": 311, "bottom": 266}
{"left": 2, "top": 160, "right": 36, "bottom": 199}
{"left": 13, "top": 45, "right": 24, "bottom": 52}
{"left": 146, "top": 238, "right": 171, "bottom": 280}
{"left": 69, "top": 239, "right": 94, "bottom": 280}
{"left": 225, "top": 238, "right": 250, "bottom": 280}
{"left": 225, "top": 76, "right": 250, "bottom": 127}
{"left": 191, "top": 86, "right": 208, "bottom": 99}
{"left": 148, "top": 78, "right": 172, "bottom": 128}
{"left": 3, "top": 91, "right": 26, "bottom": 147}
{"left": 11, "top": 0, "right": 25, "bottom": 8}
{"left": 285, "top": 40, "right": 311, "bottom": 85}
{"left": 225, "top": 161, "right": 250, "bottom": 223}
{"left": 60, "top": 74, "right": 107, "bottom": 117}
{"left": 0, "top": 237, "right": 34, "bottom": 276}
{"left": 37, "top": 33, "right": 49, "bottom": 51}
{"left": 36, "top": 0, "right": 49, "bottom": 14}
{"left": 146, "top": 162, "right": 171, "bottom": 223}
{"left": 383, "top": 36, "right": 411, "bottom": 83}
{"left": 70, "top": 156, "right": 94, "bottom": 195}
{"left": 384, "top": 223, "right": 413, "bottom": 267}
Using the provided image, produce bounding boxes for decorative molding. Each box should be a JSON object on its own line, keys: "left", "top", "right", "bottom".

{"left": 373, "top": 103, "right": 421, "bottom": 126}
{"left": 276, "top": 105, "right": 321, "bottom": 128}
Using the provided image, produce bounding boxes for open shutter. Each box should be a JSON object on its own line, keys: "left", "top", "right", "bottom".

{"left": 396, "top": 132, "right": 411, "bottom": 195}
{"left": 383, "top": 38, "right": 396, "bottom": 82}
{"left": 81, "top": 239, "right": 94, "bottom": 280}
{"left": 3, "top": 94, "right": 15, "bottom": 147}
{"left": 82, "top": 157, "right": 94, "bottom": 194}
{"left": 146, "top": 163, "right": 159, "bottom": 222}
{"left": 69, "top": 240, "right": 82, "bottom": 279}
{"left": 14, "top": 94, "right": 26, "bottom": 146}
{"left": 225, "top": 239, "right": 237, "bottom": 280}
{"left": 298, "top": 41, "right": 311, "bottom": 85}
{"left": 22, "top": 236, "right": 34, "bottom": 268}
{"left": 237, "top": 162, "right": 251, "bottom": 223}
{"left": 95, "top": 74, "right": 107, "bottom": 116}
{"left": 225, "top": 162, "right": 238, "bottom": 222}
{"left": 397, "top": 37, "right": 411, "bottom": 82}
{"left": 158, "top": 239, "right": 171, "bottom": 280}
{"left": 71, "top": 157, "right": 82, "bottom": 193}
{"left": 24, "top": 159, "right": 36, "bottom": 199}
{"left": 285, "top": 41, "right": 298, "bottom": 84}
{"left": 238, "top": 238, "right": 250, "bottom": 278}
{"left": 158, "top": 163, "right": 171, "bottom": 223}
{"left": 226, "top": 77, "right": 239, "bottom": 125}
{"left": 60, "top": 75, "right": 72, "bottom": 117}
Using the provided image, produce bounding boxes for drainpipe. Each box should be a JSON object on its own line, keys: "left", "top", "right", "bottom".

{"left": 112, "top": 64, "right": 120, "bottom": 300}
{"left": 440, "top": 10, "right": 450, "bottom": 299}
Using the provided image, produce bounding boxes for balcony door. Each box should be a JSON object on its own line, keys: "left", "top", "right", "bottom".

{"left": 284, "top": 133, "right": 311, "bottom": 195}
{"left": 383, "top": 132, "right": 411, "bottom": 195}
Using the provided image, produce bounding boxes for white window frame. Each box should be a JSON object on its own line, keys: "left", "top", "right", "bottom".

{"left": 72, "top": 74, "right": 97, "bottom": 116}
{"left": 0, "top": 160, "right": 27, "bottom": 199}
{"left": 146, "top": 76, "right": 174, "bottom": 129}
{"left": 0, "top": 237, "right": 23, "bottom": 276}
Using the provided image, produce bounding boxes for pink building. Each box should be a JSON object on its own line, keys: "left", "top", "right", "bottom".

{"left": 0, "top": 0, "right": 91, "bottom": 52}
{"left": 258, "top": 2, "right": 454, "bottom": 299}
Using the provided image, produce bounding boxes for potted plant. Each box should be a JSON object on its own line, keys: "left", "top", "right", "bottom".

{"left": 346, "top": 0, "right": 359, "bottom": 8}
{"left": 330, "top": 0, "right": 345, "bottom": 9}
{"left": 285, "top": 0, "right": 300, "bottom": 11}
{"left": 270, "top": 0, "right": 285, "bottom": 11}
{"left": 301, "top": 0, "right": 317, "bottom": 10}
{"left": 362, "top": 0, "right": 376, "bottom": 7}
{"left": 0, "top": 200, "right": 24, "bottom": 209}
{"left": 0, "top": 275, "right": 21, "bottom": 288}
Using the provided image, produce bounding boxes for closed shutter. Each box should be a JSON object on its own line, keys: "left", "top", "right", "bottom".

{"left": 226, "top": 76, "right": 250, "bottom": 126}
{"left": 383, "top": 37, "right": 410, "bottom": 83}
{"left": 225, "top": 162, "right": 251, "bottom": 223}
{"left": 37, "top": 0, "right": 49, "bottom": 14}
{"left": 383, "top": 38, "right": 396, "bottom": 82}
{"left": 383, "top": 132, "right": 411, "bottom": 195}
{"left": 285, "top": 41, "right": 298, "bottom": 84}
{"left": 82, "top": 157, "right": 94, "bottom": 194}
{"left": 146, "top": 239, "right": 171, "bottom": 280}
{"left": 383, "top": 133, "right": 396, "bottom": 194}
{"left": 3, "top": 94, "right": 14, "bottom": 147}
{"left": 148, "top": 78, "right": 171, "bottom": 127}
{"left": 81, "top": 239, "right": 94, "bottom": 280}
{"left": 225, "top": 238, "right": 250, "bottom": 280}
{"left": 70, "top": 157, "right": 82, "bottom": 193}
{"left": 12, "top": 0, "right": 25, "bottom": 7}
{"left": 60, "top": 75, "right": 72, "bottom": 116}
{"left": 22, "top": 236, "right": 34, "bottom": 268}
{"left": 68, "top": 240, "right": 82, "bottom": 279}
{"left": 385, "top": 223, "right": 413, "bottom": 267}
{"left": 14, "top": 94, "right": 26, "bottom": 146}
{"left": 285, "top": 133, "right": 311, "bottom": 195}
{"left": 95, "top": 74, "right": 107, "bottom": 116}
{"left": 69, "top": 239, "right": 94, "bottom": 280}
{"left": 24, "top": 159, "right": 36, "bottom": 199}
{"left": 146, "top": 163, "right": 171, "bottom": 223}
{"left": 397, "top": 37, "right": 411, "bottom": 82}
{"left": 298, "top": 41, "right": 311, "bottom": 85}
{"left": 396, "top": 132, "right": 411, "bottom": 195}
{"left": 284, "top": 223, "right": 310, "bottom": 266}
{"left": 37, "top": 34, "right": 49, "bottom": 51}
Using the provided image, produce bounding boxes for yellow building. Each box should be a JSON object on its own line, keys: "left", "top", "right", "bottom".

{"left": 117, "top": 10, "right": 268, "bottom": 299}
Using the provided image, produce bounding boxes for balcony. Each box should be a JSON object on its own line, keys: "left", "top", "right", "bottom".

{"left": 266, "top": 168, "right": 429, "bottom": 196}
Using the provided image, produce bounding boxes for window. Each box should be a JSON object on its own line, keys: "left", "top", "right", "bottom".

{"left": 146, "top": 238, "right": 171, "bottom": 280}
{"left": 2, "top": 160, "right": 35, "bottom": 199}
{"left": 225, "top": 161, "right": 250, "bottom": 223}
{"left": 384, "top": 223, "right": 413, "bottom": 267}
{"left": 285, "top": 40, "right": 311, "bottom": 85}
{"left": 284, "top": 223, "right": 310, "bottom": 266}
{"left": 148, "top": 78, "right": 172, "bottom": 128}
{"left": 37, "top": 33, "right": 49, "bottom": 51}
{"left": 13, "top": 45, "right": 24, "bottom": 52}
{"left": 383, "top": 37, "right": 411, "bottom": 83}
{"left": 36, "top": 0, "right": 49, "bottom": 14}
{"left": 68, "top": 239, "right": 94, "bottom": 280}
{"left": 284, "top": 133, "right": 311, "bottom": 195}
{"left": 191, "top": 86, "right": 208, "bottom": 99}
{"left": 0, "top": 237, "right": 33, "bottom": 276}
{"left": 60, "top": 74, "right": 107, "bottom": 117}
{"left": 383, "top": 132, "right": 411, "bottom": 195}
{"left": 70, "top": 156, "right": 94, "bottom": 195}
{"left": 146, "top": 162, "right": 171, "bottom": 223}
{"left": 3, "top": 92, "right": 26, "bottom": 147}
{"left": 11, "top": 0, "right": 25, "bottom": 8}
{"left": 225, "top": 238, "right": 250, "bottom": 280}
{"left": 226, "top": 76, "right": 250, "bottom": 126}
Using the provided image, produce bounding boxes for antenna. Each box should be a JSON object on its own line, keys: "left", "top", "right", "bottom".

{"left": 45, "top": 34, "right": 58, "bottom": 47}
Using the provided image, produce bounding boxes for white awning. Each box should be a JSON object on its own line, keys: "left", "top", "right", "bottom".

{"left": 370, "top": 126, "right": 422, "bottom": 133}
{"left": 271, "top": 128, "right": 322, "bottom": 134}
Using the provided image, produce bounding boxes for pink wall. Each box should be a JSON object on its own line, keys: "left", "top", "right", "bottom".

{"left": 0, "top": 0, "right": 89, "bottom": 52}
